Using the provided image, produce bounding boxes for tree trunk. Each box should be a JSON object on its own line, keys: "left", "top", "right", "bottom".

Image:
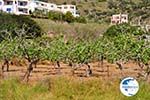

{"left": 107, "top": 65, "right": 109, "bottom": 77}
{"left": 56, "top": 61, "right": 61, "bottom": 74}
{"left": 85, "top": 63, "right": 92, "bottom": 77}
{"left": 33, "top": 59, "right": 39, "bottom": 68}
{"left": 23, "top": 61, "right": 34, "bottom": 82}
{"left": 116, "top": 62, "right": 124, "bottom": 78}
{"left": 145, "top": 64, "right": 150, "bottom": 81}
{"left": 101, "top": 59, "right": 104, "bottom": 72}
{"left": 98, "top": 56, "right": 104, "bottom": 71}
{"left": 2, "top": 59, "right": 9, "bottom": 72}
{"left": 69, "top": 62, "right": 75, "bottom": 76}
{"left": 116, "top": 62, "right": 123, "bottom": 70}
{"left": 137, "top": 62, "right": 144, "bottom": 69}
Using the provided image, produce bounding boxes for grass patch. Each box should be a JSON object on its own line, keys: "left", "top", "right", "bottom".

{"left": 0, "top": 77, "right": 150, "bottom": 100}
{"left": 33, "top": 18, "right": 109, "bottom": 39}
{"left": 0, "top": 78, "right": 52, "bottom": 100}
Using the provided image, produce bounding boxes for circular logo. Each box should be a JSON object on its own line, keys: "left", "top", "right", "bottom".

{"left": 120, "top": 77, "right": 139, "bottom": 97}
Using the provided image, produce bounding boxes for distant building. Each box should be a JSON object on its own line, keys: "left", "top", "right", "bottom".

{"left": 0, "top": 0, "right": 80, "bottom": 17}
{"left": 56, "top": 5, "right": 79, "bottom": 17}
{"left": 31, "top": 1, "right": 57, "bottom": 12}
{"left": 0, "top": 0, "right": 30, "bottom": 15}
{"left": 146, "top": 25, "right": 150, "bottom": 32}
{"left": 111, "top": 14, "right": 128, "bottom": 24}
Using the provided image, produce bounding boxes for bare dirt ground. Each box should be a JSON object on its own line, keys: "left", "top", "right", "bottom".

{"left": 0, "top": 60, "right": 143, "bottom": 83}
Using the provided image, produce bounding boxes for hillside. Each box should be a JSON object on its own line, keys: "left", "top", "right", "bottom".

{"left": 43, "top": 0, "right": 150, "bottom": 24}
{"left": 33, "top": 18, "right": 109, "bottom": 35}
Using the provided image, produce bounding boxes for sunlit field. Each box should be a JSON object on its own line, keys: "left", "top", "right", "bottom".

{"left": 0, "top": 77, "right": 150, "bottom": 100}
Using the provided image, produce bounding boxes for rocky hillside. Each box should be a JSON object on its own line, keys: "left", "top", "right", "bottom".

{"left": 42, "top": 0, "right": 150, "bottom": 24}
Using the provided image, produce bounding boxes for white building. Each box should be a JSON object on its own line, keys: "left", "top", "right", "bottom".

{"left": 0, "top": 0, "right": 3, "bottom": 11}
{"left": 31, "top": 1, "right": 57, "bottom": 12}
{"left": 56, "top": 5, "right": 79, "bottom": 17}
{"left": 31, "top": 1, "right": 79, "bottom": 17}
{"left": 0, "top": 0, "right": 79, "bottom": 17}
{"left": 111, "top": 14, "right": 128, "bottom": 24}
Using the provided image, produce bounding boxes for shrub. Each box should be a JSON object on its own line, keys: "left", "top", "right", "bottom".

{"left": 48, "top": 11, "right": 64, "bottom": 21}
{"left": 48, "top": 11, "right": 86, "bottom": 23}
{"left": 0, "top": 13, "right": 42, "bottom": 39}
{"left": 63, "top": 12, "right": 75, "bottom": 23}
{"left": 75, "top": 16, "right": 87, "bottom": 23}
{"left": 104, "top": 23, "right": 145, "bottom": 37}
{"left": 31, "top": 9, "right": 48, "bottom": 18}
{"left": 71, "top": 1, "right": 76, "bottom": 5}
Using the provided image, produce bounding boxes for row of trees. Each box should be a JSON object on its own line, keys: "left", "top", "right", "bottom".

{"left": 32, "top": 9, "right": 87, "bottom": 23}
{"left": 0, "top": 24, "right": 150, "bottom": 81}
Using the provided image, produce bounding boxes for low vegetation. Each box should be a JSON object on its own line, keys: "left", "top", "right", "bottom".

{"left": 104, "top": 23, "right": 145, "bottom": 36}
{"left": 33, "top": 18, "right": 108, "bottom": 37}
{"left": 0, "top": 13, "right": 42, "bottom": 39}
{"left": 32, "top": 10, "right": 87, "bottom": 23}
{"left": 0, "top": 77, "right": 150, "bottom": 100}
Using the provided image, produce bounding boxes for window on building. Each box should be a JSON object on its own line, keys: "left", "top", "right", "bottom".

{"left": 18, "top": 8, "right": 28, "bottom": 13}
{"left": 36, "top": 2, "right": 39, "bottom": 5}
{"left": 57, "top": 7, "right": 62, "bottom": 9}
{"left": 18, "top": 8, "right": 23, "bottom": 12}
{"left": 5, "top": 1, "right": 13, "bottom": 5}
{"left": 70, "top": 6, "right": 74, "bottom": 9}
{"left": 23, "top": 2, "right": 27, "bottom": 6}
{"left": 64, "top": 6, "right": 67, "bottom": 9}
{"left": 41, "top": 3, "right": 44, "bottom": 6}
{"left": 6, "top": 8, "right": 11, "bottom": 12}
{"left": 116, "top": 16, "right": 119, "bottom": 19}
{"left": 122, "top": 16, "right": 127, "bottom": 20}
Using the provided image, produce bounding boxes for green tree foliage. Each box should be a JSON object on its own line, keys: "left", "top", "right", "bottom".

{"left": 75, "top": 16, "right": 87, "bottom": 23}
{"left": 31, "top": 9, "right": 48, "bottom": 18}
{"left": 104, "top": 23, "right": 145, "bottom": 37}
{"left": 48, "top": 11, "right": 86, "bottom": 23}
{"left": 0, "top": 13, "right": 42, "bottom": 39}
{"left": 63, "top": 12, "right": 75, "bottom": 23}
{"left": 48, "top": 11, "right": 64, "bottom": 21}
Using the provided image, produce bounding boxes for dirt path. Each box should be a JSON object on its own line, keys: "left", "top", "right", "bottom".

{"left": 1, "top": 61, "right": 142, "bottom": 82}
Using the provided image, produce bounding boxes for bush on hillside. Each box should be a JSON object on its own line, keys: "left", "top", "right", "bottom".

{"left": 103, "top": 23, "right": 145, "bottom": 37}
{"left": 48, "top": 11, "right": 64, "bottom": 21}
{"left": 63, "top": 12, "right": 75, "bottom": 23}
{"left": 31, "top": 9, "right": 48, "bottom": 18}
{"left": 75, "top": 16, "right": 87, "bottom": 23}
{"left": 0, "top": 13, "right": 42, "bottom": 39}
{"left": 48, "top": 11, "right": 86, "bottom": 23}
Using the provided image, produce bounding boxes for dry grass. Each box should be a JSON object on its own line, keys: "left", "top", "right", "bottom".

{"left": 0, "top": 76, "right": 150, "bottom": 100}
{"left": 33, "top": 18, "right": 109, "bottom": 38}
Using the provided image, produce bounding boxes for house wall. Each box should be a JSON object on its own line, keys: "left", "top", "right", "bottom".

{"left": 111, "top": 14, "right": 128, "bottom": 24}
{"left": 0, "top": 0, "right": 80, "bottom": 17}
{"left": 0, "top": 0, "right": 4, "bottom": 10}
